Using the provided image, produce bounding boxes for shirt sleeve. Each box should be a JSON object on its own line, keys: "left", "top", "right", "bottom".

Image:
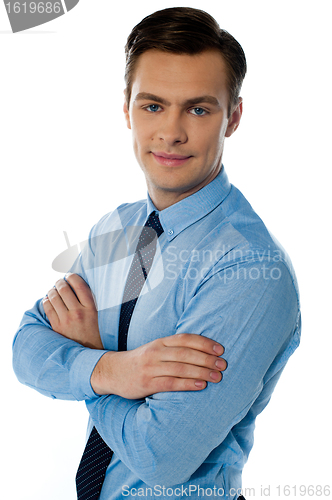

{"left": 85, "top": 258, "right": 301, "bottom": 486}
{"left": 12, "top": 228, "right": 108, "bottom": 401}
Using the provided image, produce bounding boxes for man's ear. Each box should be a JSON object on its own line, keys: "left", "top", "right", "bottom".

{"left": 225, "top": 98, "right": 243, "bottom": 138}
{"left": 123, "top": 91, "right": 131, "bottom": 130}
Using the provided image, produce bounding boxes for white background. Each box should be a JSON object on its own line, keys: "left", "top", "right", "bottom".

{"left": 1, "top": 1, "right": 331, "bottom": 498}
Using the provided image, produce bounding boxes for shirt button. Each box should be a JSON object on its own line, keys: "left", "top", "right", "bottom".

{"left": 168, "top": 229, "right": 174, "bottom": 236}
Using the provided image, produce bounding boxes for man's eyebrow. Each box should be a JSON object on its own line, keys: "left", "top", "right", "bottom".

{"left": 183, "top": 95, "right": 221, "bottom": 108}
{"left": 134, "top": 93, "right": 171, "bottom": 106}
{"left": 134, "top": 92, "right": 220, "bottom": 108}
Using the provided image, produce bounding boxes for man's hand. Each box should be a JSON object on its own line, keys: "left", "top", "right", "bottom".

{"left": 91, "top": 335, "right": 227, "bottom": 399}
{"left": 43, "top": 273, "right": 103, "bottom": 349}
{"left": 43, "top": 274, "right": 227, "bottom": 399}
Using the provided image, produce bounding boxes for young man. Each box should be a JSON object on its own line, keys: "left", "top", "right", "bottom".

{"left": 13, "top": 7, "right": 301, "bottom": 500}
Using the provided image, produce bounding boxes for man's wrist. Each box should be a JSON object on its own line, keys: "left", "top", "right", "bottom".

{"left": 69, "top": 347, "right": 108, "bottom": 400}
{"left": 90, "top": 350, "right": 119, "bottom": 396}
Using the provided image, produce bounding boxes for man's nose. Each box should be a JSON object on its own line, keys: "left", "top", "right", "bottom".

{"left": 157, "top": 111, "right": 188, "bottom": 146}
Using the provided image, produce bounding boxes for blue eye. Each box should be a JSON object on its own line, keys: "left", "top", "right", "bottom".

{"left": 146, "top": 104, "right": 160, "bottom": 112}
{"left": 190, "top": 107, "right": 207, "bottom": 116}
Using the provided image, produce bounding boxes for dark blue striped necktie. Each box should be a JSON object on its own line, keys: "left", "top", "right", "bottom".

{"left": 76, "top": 211, "right": 164, "bottom": 500}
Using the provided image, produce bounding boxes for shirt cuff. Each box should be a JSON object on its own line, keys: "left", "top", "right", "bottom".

{"left": 69, "top": 348, "right": 108, "bottom": 400}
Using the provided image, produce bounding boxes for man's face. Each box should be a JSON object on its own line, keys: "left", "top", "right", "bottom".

{"left": 124, "top": 49, "right": 242, "bottom": 210}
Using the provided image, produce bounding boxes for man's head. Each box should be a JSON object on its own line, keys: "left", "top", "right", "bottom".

{"left": 124, "top": 7, "right": 246, "bottom": 118}
{"left": 123, "top": 8, "right": 246, "bottom": 210}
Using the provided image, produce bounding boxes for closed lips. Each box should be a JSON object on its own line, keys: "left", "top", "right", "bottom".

{"left": 152, "top": 152, "right": 192, "bottom": 159}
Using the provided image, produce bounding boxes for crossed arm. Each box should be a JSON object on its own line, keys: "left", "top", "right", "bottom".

{"left": 17, "top": 262, "right": 298, "bottom": 486}
{"left": 42, "top": 273, "right": 227, "bottom": 400}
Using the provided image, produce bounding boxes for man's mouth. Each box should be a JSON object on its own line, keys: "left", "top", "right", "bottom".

{"left": 151, "top": 151, "right": 192, "bottom": 167}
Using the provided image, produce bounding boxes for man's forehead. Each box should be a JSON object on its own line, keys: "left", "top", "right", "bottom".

{"left": 134, "top": 49, "right": 227, "bottom": 77}
{"left": 131, "top": 49, "right": 229, "bottom": 104}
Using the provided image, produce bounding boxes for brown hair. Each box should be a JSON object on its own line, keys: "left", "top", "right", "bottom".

{"left": 124, "top": 7, "right": 247, "bottom": 117}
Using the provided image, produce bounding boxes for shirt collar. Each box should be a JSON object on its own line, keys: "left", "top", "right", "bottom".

{"left": 146, "top": 166, "right": 231, "bottom": 241}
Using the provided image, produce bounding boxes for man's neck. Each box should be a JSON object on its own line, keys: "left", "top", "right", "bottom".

{"left": 147, "top": 166, "right": 222, "bottom": 211}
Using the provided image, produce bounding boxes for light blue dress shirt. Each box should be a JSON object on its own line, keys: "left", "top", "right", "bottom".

{"left": 13, "top": 167, "right": 301, "bottom": 499}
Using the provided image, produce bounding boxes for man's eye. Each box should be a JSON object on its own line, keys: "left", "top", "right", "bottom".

{"left": 146, "top": 104, "right": 161, "bottom": 112}
{"left": 189, "top": 107, "right": 207, "bottom": 116}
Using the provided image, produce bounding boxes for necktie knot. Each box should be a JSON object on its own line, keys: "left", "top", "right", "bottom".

{"left": 136, "top": 211, "right": 164, "bottom": 253}
{"left": 145, "top": 211, "right": 164, "bottom": 238}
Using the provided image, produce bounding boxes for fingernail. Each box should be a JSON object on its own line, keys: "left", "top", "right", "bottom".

{"left": 210, "top": 371, "right": 220, "bottom": 381}
{"left": 215, "top": 359, "right": 225, "bottom": 369}
{"left": 213, "top": 344, "right": 223, "bottom": 355}
{"left": 195, "top": 381, "right": 205, "bottom": 388}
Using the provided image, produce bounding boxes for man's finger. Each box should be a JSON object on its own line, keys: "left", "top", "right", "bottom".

{"left": 161, "top": 348, "right": 227, "bottom": 372}
{"left": 55, "top": 278, "right": 82, "bottom": 310}
{"left": 157, "top": 360, "right": 223, "bottom": 382}
{"left": 64, "top": 273, "right": 96, "bottom": 309}
{"left": 47, "top": 287, "right": 69, "bottom": 316}
{"left": 152, "top": 376, "right": 207, "bottom": 393}
{"left": 42, "top": 295, "right": 60, "bottom": 330}
{"left": 162, "top": 333, "right": 224, "bottom": 356}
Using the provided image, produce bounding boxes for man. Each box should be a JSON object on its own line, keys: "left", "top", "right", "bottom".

{"left": 13, "top": 7, "right": 301, "bottom": 500}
